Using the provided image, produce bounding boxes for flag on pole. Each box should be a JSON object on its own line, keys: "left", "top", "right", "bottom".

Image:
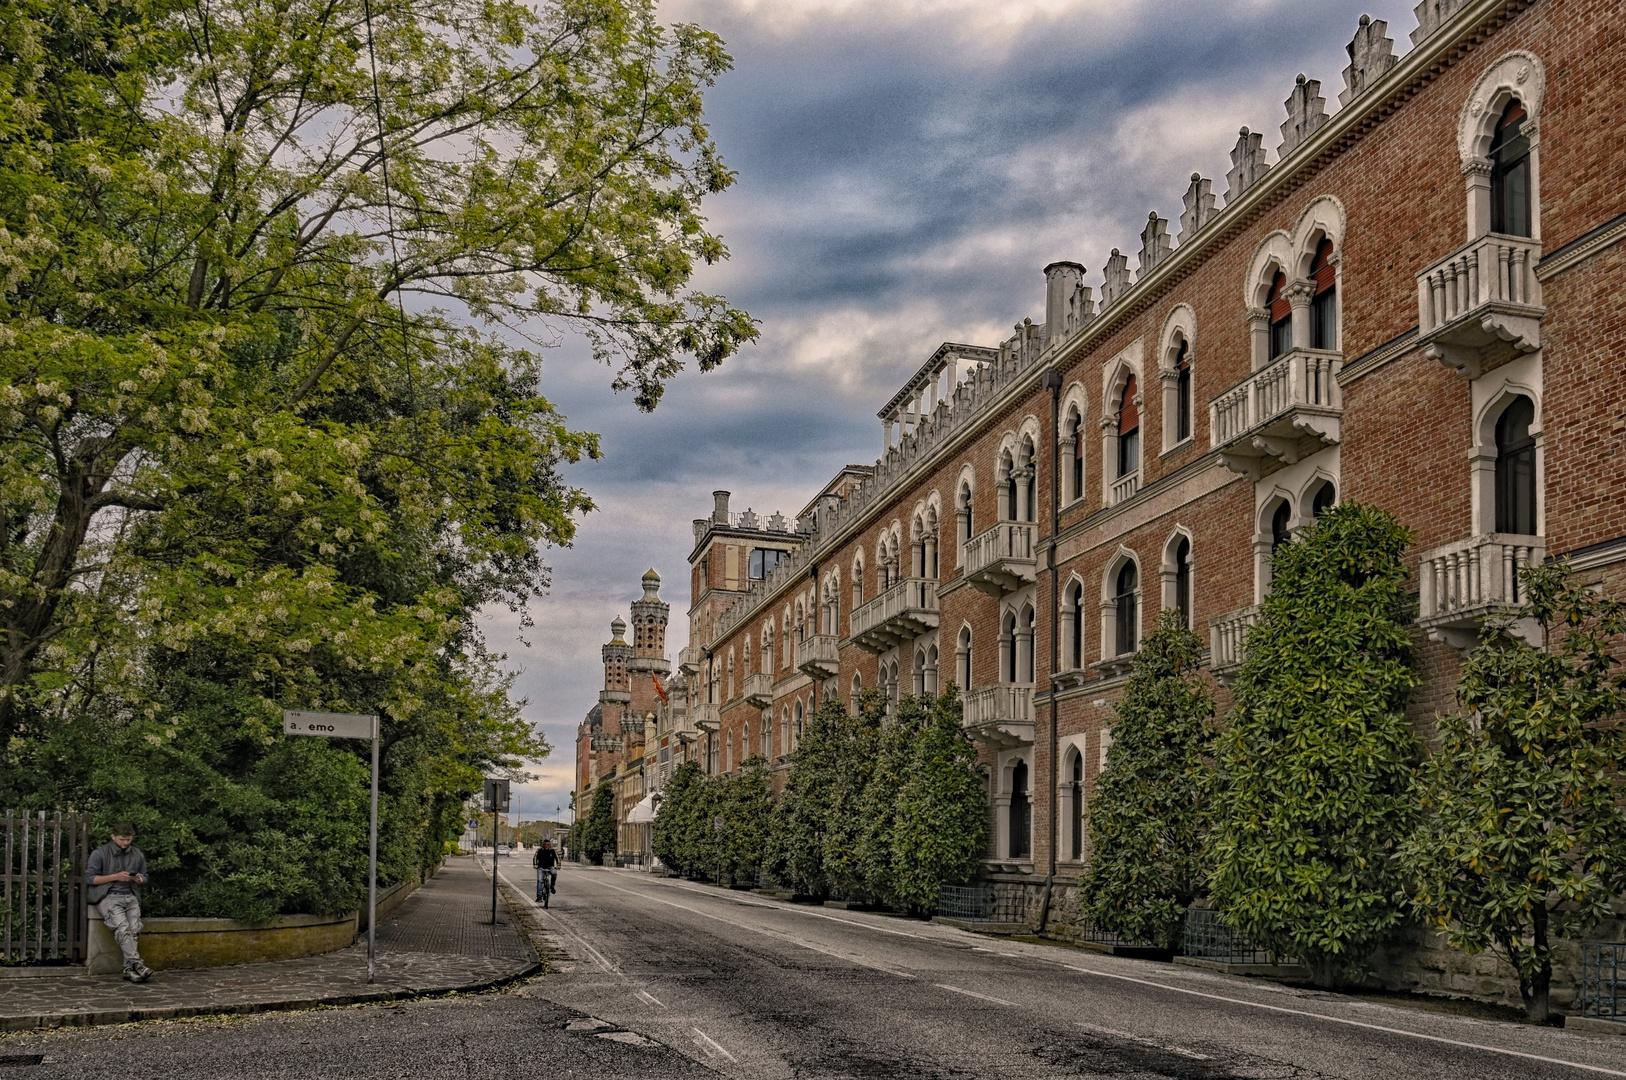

{"left": 652, "top": 672, "right": 669, "bottom": 705}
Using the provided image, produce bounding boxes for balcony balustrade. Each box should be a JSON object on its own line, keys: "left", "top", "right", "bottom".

{"left": 962, "top": 521, "right": 1038, "bottom": 596}
{"left": 1210, "top": 349, "right": 1342, "bottom": 478}
{"left": 848, "top": 577, "right": 940, "bottom": 652}
{"left": 1417, "top": 533, "right": 1544, "bottom": 650}
{"left": 1208, "top": 604, "right": 1262, "bottom": 682}
{"left": 795, "top": 633, "right": 841, "bottom": 678}
{"left": 742, "top": 672, "right": 774, "bottom": 709}
{"left": 692, "top": 702, "right": 720, "bottom": 733}
{"left": 599, "top": 688, "right": 632, "bottom": 705}
{"left": 962, "top": 683, "right": 1035, "bottom": 750}
{"left": 1110, "top": 473, "right": 1139, "bottom": 506}
{"left": 1416, "top": 233, "right": 1543, "bottom": 378}
{"left": 678, "top": 645, "right": 701, "bottom": 676}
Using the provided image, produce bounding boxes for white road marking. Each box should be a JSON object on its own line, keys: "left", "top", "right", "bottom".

{"left": 590, "top": 877, "right": 918, "bottom": 980}
{"left": 1075, "top": 1022, "right": 1213, "bottom": 1060}
{"left": 691, "top": 1028, "right": 737, "bottom": 1062}
{"left": 1056, "top": 964, "right": 1626, "bottom": 1078}
{"left": 934, "top": 984, "right": 1020, "bottom": 1008}
{"left": 635, "top": 989, "right": 666, "bottom": 1008}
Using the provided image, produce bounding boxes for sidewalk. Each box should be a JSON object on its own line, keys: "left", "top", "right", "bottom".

{"left": 0, "top": 856, "right": 542, "bottom": 1032}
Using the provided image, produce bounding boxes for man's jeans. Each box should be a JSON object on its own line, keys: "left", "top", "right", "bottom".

{"left": 98, "top": 894, "right": 144, "bottom": 969}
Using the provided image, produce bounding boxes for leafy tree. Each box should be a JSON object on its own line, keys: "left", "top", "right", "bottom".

{"left": 719, "top": 756, "right": 774, "bottom": 885}
{"left": 1209, "top": 503, "right": 1421, "bottom": 984}
{"left": 770, "top": 697, "right": 850, "bottom": 897}
{"left": 652, "top": 760, "right": 705, "bottom": 875}
{"left": 1403, "top": 564, "right": 1626, "bottom": 1022}
{"left": 856, "top": 689, "right": 917, "bottom": 906}
{"left": 0, "top": 0, "right": 751, "bottom": 911}
{"left": 892, "top": 686, "right": 988, "bottom": 914}
{"left": 1082, "top": 610, "right": 1215, "bottom": 949}
{"left": 581, "top": 779, "right": 617, "bottom": 865}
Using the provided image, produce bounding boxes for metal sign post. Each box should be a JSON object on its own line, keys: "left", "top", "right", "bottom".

{"left": 482, "top": 778, "right": 509, "bottom": 925}
{"left": 284, "top": 711, "right": 380, "bottom": 983}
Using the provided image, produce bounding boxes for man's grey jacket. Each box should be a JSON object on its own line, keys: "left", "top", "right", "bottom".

{"left": 85, "top": 842, "right": 148, "bottom": 905}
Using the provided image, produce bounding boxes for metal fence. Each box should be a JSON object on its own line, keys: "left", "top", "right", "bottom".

{"left": 936, "top": 883, "right": 1031, "bottom": 924}
{"left": 1581, "top": 943, "right": 1624, "bottom": 1023}
{"left": 1182, "top": 907, "right": 1271, "bottom": 964}
{"left": 3, "top": 810, "right": 91, "bottom": 963}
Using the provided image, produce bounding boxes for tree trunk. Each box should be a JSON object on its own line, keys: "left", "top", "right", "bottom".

{"left": 1521, "top": 908, "right": 1553, "bottom": 1023}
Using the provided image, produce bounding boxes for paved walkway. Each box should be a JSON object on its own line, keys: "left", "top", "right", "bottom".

{"left": 0, "top": 856, "right": 541, "bottom": 1031}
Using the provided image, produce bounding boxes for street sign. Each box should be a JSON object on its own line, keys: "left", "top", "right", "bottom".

{"left": 283, "top": 710, "right": 377, "bottom": 739}
{"left": 483, "top": 778, "right": 510, "bottom": 812}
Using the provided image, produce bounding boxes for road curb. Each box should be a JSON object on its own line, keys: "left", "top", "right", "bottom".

{"left": 0, "top": 961, "right": 546, "bottom": 1033}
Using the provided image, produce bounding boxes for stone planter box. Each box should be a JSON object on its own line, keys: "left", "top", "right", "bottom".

{"left": 84, "top": 869, "right": 433, "bottom": 975}
{"left": 87, "top": 909, "right": 358, "bottom": 974}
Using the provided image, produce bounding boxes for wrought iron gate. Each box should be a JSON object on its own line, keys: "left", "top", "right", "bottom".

{"left": 2, "top": 810, "right": 91, "bottom": 963}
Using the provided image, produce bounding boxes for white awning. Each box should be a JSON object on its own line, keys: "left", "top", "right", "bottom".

{"left": 626, "top": 793, "right": 659, "bottom": 824}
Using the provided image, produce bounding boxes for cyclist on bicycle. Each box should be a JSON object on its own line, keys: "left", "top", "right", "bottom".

{"left": 533, "top": 840, "right": 559, "bottom": 901}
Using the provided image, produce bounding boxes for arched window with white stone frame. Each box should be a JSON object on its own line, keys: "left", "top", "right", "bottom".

{"left": 1158, "top": 306, "right": 1197, "bottom": 452}
{"left": 821, "top": 569, "right": 841, "bottom": 636}
{"left": 1059, "top": 383, "right": 1087, "bottom": 505}
{"left": 1100, "top": 548, "right": 1142, "bottom": 664}
{"left": 925, "top": 644, "right": 938, "bottom": 695}
{"left": 849, "top": 674, "right": 861, "bottom": 715}
{"left": 780, "top": 706, "right": 790, "bottom": 755}
{"left": 1099, "top": 347, "right": 1143, "bottom": 506}
{"left": 1458, "top": 51, "right": 1544, "bottom": 243}
{"left": 1060, "top": 740, "right": 1087, "bottom": 863}
{"left": 956, "top": 624, "right": 973, "bottom": 690}
{"left": 995, "top": 439, "right": 1017, "bottom": 522}
{"left": 1254, "top": 490, "right": 1295, "bottom": 602}
{"left": 850, "top": 551, "right": 865, "bottom": 616}
{"left": 1016, "top": 434, "right": 1038, "bottom": 523}
{"left": 1060, "top": 575, "right": 1086, "bottom": 673}
{"left": 1470, "top": 385, "right": 1543, "bottom": 541}
{"left": 922, "top": 496, "right": 941, "bottom": 579}
{"left": 1160, "top": 528, "right": 1194, "bottom": 630}
{"left": 913, "top": 647, "right": 927, "bottom": 697}
{"left": 954, "top": 466, "right": 976, "bottom": 565}
{"left": 760, "top": 623, "right": 774, "bottom": 675}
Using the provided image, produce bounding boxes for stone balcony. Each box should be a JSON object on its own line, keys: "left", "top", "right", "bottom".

{"left": 1416, "top": 232, "right": 1543, "bottom": 379}
{"left": 599, "top": 688, "right": 632, "bottom": 705}
{"left": 1417, "top": 533, "right": 1544, "bottom": 650}
{"left": 678, "top": 645, "right": 701, "bottom": 676}
{"left": 1208, "top": 603, "right": 1262, "bottom": 683}
{"left": 1210, "top": 349, "right": 1342, "bottom": 479}
{"left": 1110, "top": 473, "right": 1139, "bottom": 506}
{"left": 795, "top": 633, "right": 841, "bottom": 678}
{"left": 742, "top": 672, "right": 774, "bottom": 708}
{"left": 962, "top": 521, "right": 1038, "bottom": 596}
{"left": 692, "top": 702, "right": 719, "bottom": 733}
{"left": 962, "top": 683, "right": 1034, "bottom": 750}
{"left": 848, "top": 577, "right": 940, "bottom": 652}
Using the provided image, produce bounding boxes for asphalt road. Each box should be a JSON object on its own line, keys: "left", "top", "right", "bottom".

{"left": 4, "top": 861, "right": 1623, "bottom": 1079}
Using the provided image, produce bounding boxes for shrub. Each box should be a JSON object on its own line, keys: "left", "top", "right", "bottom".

{"left": 892, "top": 687, "right": 988, "bottom": 913}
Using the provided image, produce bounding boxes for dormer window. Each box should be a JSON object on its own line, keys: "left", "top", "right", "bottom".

{"left": 1309, "top": 238, "right": 1337, "bottom": 350}
{"left": 1267, "top": 271, "right": 1292, "bottom": 359}
{"left": 1116, "top": 376, "right": 1140, "bottom": 478}
{"left": 1490, "top": 100, "right": 1531, "bottom": 238}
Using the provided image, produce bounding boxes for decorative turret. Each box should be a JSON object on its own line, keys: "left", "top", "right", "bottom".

{"left": 630, "top": 568, "right": 669, "bottom": 660}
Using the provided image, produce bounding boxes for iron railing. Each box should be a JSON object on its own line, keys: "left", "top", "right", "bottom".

{"left": 1581, "top": 943, "right": 1624, "bottom": 1024}
{"left": 3, "top": 810, "right": 90, "bottom": 963}
{"left": 1182, "top": 907, "right": 1271, "bottom": 964}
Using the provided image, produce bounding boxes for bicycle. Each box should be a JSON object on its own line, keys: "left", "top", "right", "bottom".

{"left": 536, "top": 865, "right": 557, "bottom": 908}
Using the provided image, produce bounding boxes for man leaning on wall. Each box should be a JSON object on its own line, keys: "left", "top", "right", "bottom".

{"left": 86, "top": 823, "right": 153, "bottom": 983}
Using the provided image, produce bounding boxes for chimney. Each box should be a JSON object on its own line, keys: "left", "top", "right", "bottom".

{"left": 712, "top": 490, "right": 730, "bottom": 524}
{"left": 1044, "top": 261, "right": 1087, "bottom": 346}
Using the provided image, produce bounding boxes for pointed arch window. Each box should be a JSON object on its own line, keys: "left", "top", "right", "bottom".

{"left": 1114, "top": 562, "right": 1139, "bottom": 657}
{"left": 958, "top": 481, "right": 974, "bottom": 543}
{"left": 1010, "top": 760, "right": 1032, "bottom": 859}
{"left": 1116, "top": 377, "right": 1140, "bottom": 479}
{"left": 1495, "top": 397, "right": 1537, "bottom": 535}
{"left": 1271, "top": 501, "right": 1292, "bottom": 552}
{"left": 1267, "top": 271, "right": 1292, "bottom": 359}
{"left": 1070, "top": 753, "right": 1084, "bottom": 861}
{"left": 1310, "top": 480, "right": 1337, "bottom": 519}
{"left": 1490, "top": 100, "right": 1531, "bottom": 238}
{"left": 1068, "top": 581, "right": 1085, "bottom": 671}
{"left": 957, "top": 626, "right": 972, "bottom": 689}
{"left": 1174, "top": 341, "right": 1192, "bottom": 443}
{"left": 1173, "top": 537, "right": 1192, "bottom": 629}
{"left": 1067, "top": 408, "right": 1085, "bottom": 500}
{"left": 1309, "top": 238, "right": 1337, "bottom": 351}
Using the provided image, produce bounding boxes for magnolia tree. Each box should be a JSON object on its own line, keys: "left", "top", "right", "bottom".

{"left": 1404, "top": 565, "right": 1626, "bottom": 1022}
{"left": 890, "top": 687, "right": 987, "bottom": 913}
{"left": 0, "top": 0, "right": 750, "bottom": 913}
{"left": 1209, "top": 503, "right": 1421, "bottom": 984}
{"left": 581, "top": 779, "right": 618, "bottom": 866}
{"left": 1082, "top": 610, "right": 1215, "bottom": 949}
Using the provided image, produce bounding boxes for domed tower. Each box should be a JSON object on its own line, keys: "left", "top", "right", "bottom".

{"left": 630, "top": 569, "right": 669, "bottom": 661}
{"left": 600, "top": 617, "right": 633, "bottom": 734}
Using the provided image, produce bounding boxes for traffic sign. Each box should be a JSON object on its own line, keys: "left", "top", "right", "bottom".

{"left": 283, "top": 710, "right": 377, "bottom": 739}
{"left": 483, "top": 778, "right": 510, "bottom": 812}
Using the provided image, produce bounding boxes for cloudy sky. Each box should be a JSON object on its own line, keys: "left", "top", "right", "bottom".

{"left": 491, "top": 0, "right": 1424, "bottom": 823}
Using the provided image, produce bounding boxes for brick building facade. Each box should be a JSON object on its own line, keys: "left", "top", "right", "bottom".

{"left": 662, "top": 0, "right": 1626, "bottom": 1008}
